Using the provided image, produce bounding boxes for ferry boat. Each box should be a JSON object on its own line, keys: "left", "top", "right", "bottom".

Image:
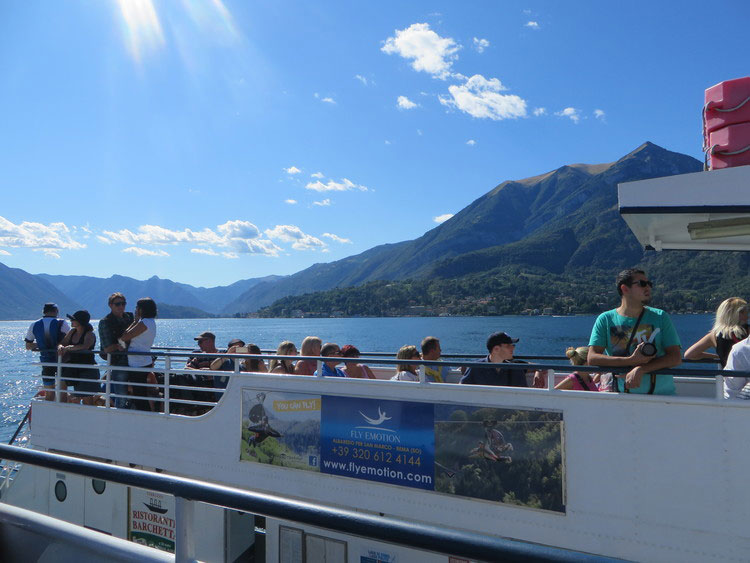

{"left": 2, "top": 165, "right": 750, "bottom": 562}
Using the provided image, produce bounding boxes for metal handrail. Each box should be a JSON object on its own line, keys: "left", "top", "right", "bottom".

{"left": 0, "top": 444, "right": 617, "bottom": 562}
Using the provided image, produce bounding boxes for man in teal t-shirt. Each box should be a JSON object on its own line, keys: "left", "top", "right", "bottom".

{"left": 588, "top": 268, "right": 682, "bottom": 394}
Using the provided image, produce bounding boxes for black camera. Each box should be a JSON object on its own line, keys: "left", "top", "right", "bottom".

{"left": 640, "top": 342, "right": 657, "bottom": 357}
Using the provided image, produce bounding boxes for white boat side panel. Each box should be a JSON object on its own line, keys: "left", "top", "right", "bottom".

{"left": 48, "top": 472, "right": 84, "bottom": 526}
{"left": 2, "top": 464, "right": 51, "bottom": 515}
{"left": 618, "top": 165, "right": 750, "bottom": 250}
{"left": 265, "top": 518, "right": 446, "bottom": 563}
{"left": 29, "top": 375, "right": 750, "bottom": 562}
{"left": 618, "top": 165, "right": 750, "bottom": 208}
{"left": 83, "top": 478, "right": 127, "bottom": 537}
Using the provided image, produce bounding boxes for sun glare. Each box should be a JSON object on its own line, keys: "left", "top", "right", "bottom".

{"left": 182, "top": 0, "right": 239, "bottom": 42}
{"left": 115, "top": 0, "right": 239, "bottom": 63}
{"left": 116, "top": 0, "right": 165, "bottom": 62}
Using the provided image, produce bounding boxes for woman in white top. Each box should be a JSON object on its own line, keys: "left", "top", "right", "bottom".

{"left": 391, "top": 345, "right": 421, "bottom": 382}
{"left": 120, "top": 297, "right": 158, "bottom": 411}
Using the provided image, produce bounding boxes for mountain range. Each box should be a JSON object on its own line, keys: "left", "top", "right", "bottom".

{"left": 226, "top": 141, "right": 703, "bottom": 311}
{"left": 0, "top": 142, "right": 727, "bottom": 320}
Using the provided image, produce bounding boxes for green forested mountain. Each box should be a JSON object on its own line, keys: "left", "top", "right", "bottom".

{"left": 255, "top": 142, "right": 750, "bottom": 317}
{"left": 257, "top": 256, "right": 750, "bottom": 318}
{"left": 233, "top": 142, "right": 707, "bottom": 313}
{"left": 35, "top": 273, "right": 283, "bottom": 318}
{"left": 0, "top": 262, "right": 82, "bottom": 320}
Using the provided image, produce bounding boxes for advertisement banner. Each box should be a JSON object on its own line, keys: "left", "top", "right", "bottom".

{"left": 240, "top": 390, "right": 322, "bottom": 471}
{"left": 241, "top": 388, "right": 564, "bottom": 513}
{"left": 128, "top": 488, "right": 175, "bottom": 553}
{"left": 321, "top": 395, "right": 434, "bottom": 490}
{"left": 434, "top": 404, "right": 564, "bottom": 512}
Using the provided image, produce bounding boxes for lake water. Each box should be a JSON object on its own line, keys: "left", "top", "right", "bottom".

{"left": 0, "top": 314, "right": 715, "bottom": 442}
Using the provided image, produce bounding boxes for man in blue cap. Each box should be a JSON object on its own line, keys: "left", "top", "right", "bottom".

{"left": 460, "top": 332, "right": 545, "bottom": 387}
{"left": 24, "top": 303, "right": 70, "bottom": 400}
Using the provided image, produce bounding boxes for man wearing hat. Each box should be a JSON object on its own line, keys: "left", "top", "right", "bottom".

{"left": 209, "top": 338, "right": 245, "bottom": 400}
{"left": 177, "top": 332, "right": 221, "bottom": 413}
{"left": 186, "top": 332, "right": 220, "bottom": 369}
{"left": 24, "top": 303, "right": 71, "bottom": 400}
{"left": 460, "top": 332, "right": 545, "bottom": 387}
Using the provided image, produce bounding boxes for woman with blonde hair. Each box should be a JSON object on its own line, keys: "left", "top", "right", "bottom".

{"left": 684, "top": 297, "right": 748, "bottom": 368}
{"left": 554, "top": 346, "right": 600, "bottom": 391}
{"left": 269, "top": 341, "right": 297, "bottom": 374}
{"left": 391, "top": 345, "right": 421, "bottom": 382}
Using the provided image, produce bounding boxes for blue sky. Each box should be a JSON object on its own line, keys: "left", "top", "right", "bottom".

{"left": 1, "top": 1, "right": 748, "bottom": 287}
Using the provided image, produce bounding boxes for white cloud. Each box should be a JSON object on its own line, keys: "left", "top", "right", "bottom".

{"left": 555, "top": 107, "right": 581, "bottom": 123}
{"left": 315, "top": 93, "right": 336, "bottom": 104}
{"left": 473, "top": 37, "right": 490, "bottom": 53}
{"left": 39, "top": 249, "right": 61, "bottom": 259}
{"left": 310, "top": 171, "right": 324, "bottom": 179}
{"left": 99, "top": 221, "right": 282, "bottom": 256}
{"left": 433, "top": 214, "right": 454, "bottom": 223}
{"left": 123, "top": 247, "right": 169, "bottom": 257}
{"left": 285, "top": 199, "right": 298, "bottom": 205}
{"left": 417, "top": 129, "right": 423, "bottom": 136}
{"left": 594, "top": 109, "right": 606, "bottom": 122}
{"left": 355, "top": 74, "right": 369, "bottom": 86}
{"left": 305, "top": 178, "right": 369, "bottom": 192}
{"left": 384, "top": 140, "right": 391, "bottom": 145}
{"left": 285, "top": 166, "right": 301, "bottom": 175}
{"left": 190, "top": 248, "right": 219, "bottom": 256}
{"left": 525, "top": 21, "right": 540, "bottom": 29}
{"left": 218, "top": 220, "right": 263, "bottom": 239}
{"left": 313, "top": 199, "right": 331, "bottom": 207}
{"left": 0, "top": 216, "right": 86, "bottom": 253}
{"left": 382, "top": 23, "right": 460, "bottom": 80}
{"left": 439, "top": 74, "right": 527, "bottom": 120}
{"left": 264, "top": 225, "right": 327, "bottom": 251}
{"left": 322, "top": 233, "right": 352, "bottom": 244}
{"left": 0, "top": 249, "right": 10, "bottom": 256}
{"left": 222, "top": 252, "right": 239, "bottom": 259}
{"left": 466, "top": 139, "right": 476, "bottom": 146}
{"left": 397, "top": 95, "right": 418, "bottom": 110}
{"left": 533, "top": 107, "right": 547, "bottom": 116}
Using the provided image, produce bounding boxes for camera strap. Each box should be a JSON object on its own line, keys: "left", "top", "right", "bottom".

{"left": 619, "top": 308, "right": 646, "bottom": 394}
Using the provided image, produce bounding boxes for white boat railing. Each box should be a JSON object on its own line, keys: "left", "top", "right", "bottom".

{"left": 28, "top": 349, "right": 746, "bottom": 415}
{"left": 0, "top": 443, "right": 611, "bottom": 563}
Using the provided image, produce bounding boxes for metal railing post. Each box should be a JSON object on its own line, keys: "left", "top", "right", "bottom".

{"left": 55, "top": 355, "right": 62, "bottom": 403}
{"left": 316, "top": 359, "right": 323, "bottom": 377}
{"left": 716, "top": 374, "right": 724, "bottom": 401}
{"left": 547, "top": 369, "right": 555, "bottom": 391}
{"left": 105, "top": 354, "right": 112, "bottom": 408}
{"left": 419, "top": 364, "right": 426, "bottom": 383}
{"left": 175, "top": 496, "right": 195, "bottom": 562}
{"left": 164, "top": 357, "right": 171, "bottom": 416}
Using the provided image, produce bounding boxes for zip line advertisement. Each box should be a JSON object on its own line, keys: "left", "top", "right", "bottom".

{"left": 240, "top": 389, "right": 564, "bottom": 512}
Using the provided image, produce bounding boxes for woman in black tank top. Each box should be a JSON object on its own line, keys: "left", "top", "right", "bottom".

{"left": 684, "top": 297, "right": 748, "bottom": 368}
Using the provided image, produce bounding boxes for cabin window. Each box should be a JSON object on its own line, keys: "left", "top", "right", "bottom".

{"left": 54, "top": 480, "right": 67, "bottom": 502}
{"left": 92, "top": 479, "right": 106, "bottom": 495}
{"left": 279, "top": 525, "right": 347, "bottom": 563}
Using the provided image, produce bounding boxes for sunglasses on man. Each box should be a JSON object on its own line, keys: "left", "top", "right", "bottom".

{"left": 630, "top": 280, "right": 653, "bottom": 288}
